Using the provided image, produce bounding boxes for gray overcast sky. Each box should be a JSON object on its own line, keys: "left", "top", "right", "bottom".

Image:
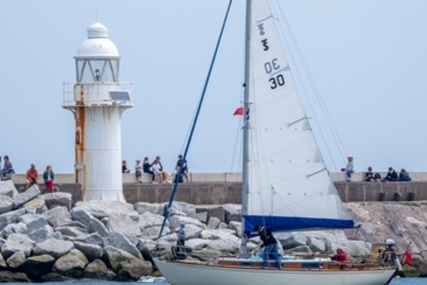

{"left": 2, "top": 0, "right": 427, "bottom": 175}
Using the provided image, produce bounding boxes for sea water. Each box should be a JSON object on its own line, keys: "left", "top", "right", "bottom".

{"left": 390, "top": 278, "right": 425, "bottom": 285}
{"left": 5, "top": 277, "right": 424, "bottom": 285}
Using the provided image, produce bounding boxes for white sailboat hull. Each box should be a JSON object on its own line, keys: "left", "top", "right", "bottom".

{"left": 153, "top": 258, "right": 396, "bottom": 285}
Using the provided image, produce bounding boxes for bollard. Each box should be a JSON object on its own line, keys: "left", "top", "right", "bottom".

{"left": 393, "top": 193, "right": 401, "bottom": 201}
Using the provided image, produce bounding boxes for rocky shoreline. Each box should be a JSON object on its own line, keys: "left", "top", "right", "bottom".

{"left": 0, "top": 180, "right": 426, "bottom": 281}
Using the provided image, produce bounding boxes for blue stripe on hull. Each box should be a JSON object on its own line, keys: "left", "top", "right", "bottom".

{"left": 244, "top": 215, "right": 354, "bottom": 232}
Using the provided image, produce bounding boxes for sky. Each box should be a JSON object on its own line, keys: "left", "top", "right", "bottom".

{"left": 2, "top": 0, "right": 427, "bottom": 175}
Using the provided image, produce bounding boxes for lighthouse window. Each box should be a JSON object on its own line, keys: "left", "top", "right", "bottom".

{"left": 76, "top": 59, "right": 119, "bottom": 83}
{"left": 109, "top": 60, "right": 119, "bottom": 81}
{"left": 90, "top": 60, "right": 105, "bottom": 82}
{"left": 75, "top": 60, "right": 86, "bottom": 82}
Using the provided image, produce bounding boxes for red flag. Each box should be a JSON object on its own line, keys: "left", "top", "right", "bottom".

{"left": 404, "top": 249, "right": 412, "bottom": 265}
{"left": 233, "top": 107, "right": 243, "bottom": 116}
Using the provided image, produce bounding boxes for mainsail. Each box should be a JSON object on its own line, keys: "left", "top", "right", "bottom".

{"left": 243, "top": 1, "right": 354, "bottom": 233}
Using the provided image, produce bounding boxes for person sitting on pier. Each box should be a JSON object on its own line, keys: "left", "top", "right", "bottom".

{"left": 1, "top": 155, "right": 14, "bottom": 180}
{"left": 365, "top": 166, "right": 381, "bottom": 182}
{"left": 341, "top": 155, "right": 354, "bottom": 182}
{"left": 151, "top": 156, "right": 165, "bottom": 184}
{"left": 122, "top": 160, "right": 131, "bottom": 173}
{"left": 399, "top": 168, "right": 412, "bottom": 182}
{"left": 25, "top": 163, "right": 39, "bottom": 189}
{"left": 143, "top": 157, "right": 154, "bottom": 181}
{"left": 383, "top": 167, "right": 398, "bottom": 182}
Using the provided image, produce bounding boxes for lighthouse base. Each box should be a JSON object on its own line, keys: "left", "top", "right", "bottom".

{"left": 85, "top": 188, "right": 126, "bottom": 202}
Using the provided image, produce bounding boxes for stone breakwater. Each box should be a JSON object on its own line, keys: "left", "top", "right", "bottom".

{"left": 0, "top": 180, "right": 426, "bottom": 281}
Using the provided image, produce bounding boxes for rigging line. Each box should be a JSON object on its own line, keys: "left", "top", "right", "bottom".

{"left": 274, "top": 1, "right": 348, "bottom": 169}
{"left": 280, "top": 5, "right": 348, "bottom": 162}
{"left": 269, "top": 1, "right": 337, "bottom": 170}
{"left": 275, "top": 21, "right": 337, "bottom": 170}
{"left": 177, "top": 105, "right": 198, "bottom": 172}
{"left": 157, "top": 0, "right": 234, "bottom": 240}
{"left": 275, "top": 6, "right": 348, "bottom": 162}
{"left": 286, "top": 22, "right": 349, "bottom": 162}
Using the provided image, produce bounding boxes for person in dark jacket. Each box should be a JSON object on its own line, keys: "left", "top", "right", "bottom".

{"left": 383, "top": 167, "right": 398, "bottom": 182}
{"left": 255, "top": 225, "right": 281, "bottom": 269}
{"left": 1, "top": 155, "right": 14, "bottom": 180}
{"left": 365, "top": 166, "right": 382, "bottom": 182}
{"left": 142, "top": 157, "right": 154, "bottom": 181}
{"left": 399, "top": 169, "right": 412, "bottom": 181}
{"left": 175, "top": 154, "right": 189, "bottom": 183}
{"left": 121, "top": 160, "right": 130, "bottom": 173}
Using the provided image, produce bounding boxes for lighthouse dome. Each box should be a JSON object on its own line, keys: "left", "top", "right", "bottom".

{"left": 75, "top": 22, "right": 120, "bottom": 59}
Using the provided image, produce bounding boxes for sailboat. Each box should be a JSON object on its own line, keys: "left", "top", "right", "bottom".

{"left": 152, "top": 1, "right": 400, "bottom": 285}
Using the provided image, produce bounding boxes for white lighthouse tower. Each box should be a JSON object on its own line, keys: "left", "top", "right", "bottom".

{"left": 63, "top": 22, "right": 132, "bottom": 202}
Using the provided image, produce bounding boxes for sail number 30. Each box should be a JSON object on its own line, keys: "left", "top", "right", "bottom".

{"left": 265, "top": 59, "right": 285, "bottom": 89}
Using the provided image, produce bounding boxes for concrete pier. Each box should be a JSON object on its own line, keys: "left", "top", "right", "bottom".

{"left": 9, "top": 172, "right": 427, "bottom": 206}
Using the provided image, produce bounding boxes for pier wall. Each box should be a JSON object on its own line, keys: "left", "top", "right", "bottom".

{"left": 11, "top": 173, "right": 427, "bottom": 206}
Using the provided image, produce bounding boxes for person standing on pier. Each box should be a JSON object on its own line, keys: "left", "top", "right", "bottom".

{"left": 43, "top": 165, "right": 55, "bottom": 192}
{"left": 175, "top": 154, "right": 189, "bottom": 183}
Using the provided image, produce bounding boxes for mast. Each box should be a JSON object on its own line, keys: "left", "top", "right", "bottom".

{"left": 240, "top": 0, "right": 251, "bottom": 254}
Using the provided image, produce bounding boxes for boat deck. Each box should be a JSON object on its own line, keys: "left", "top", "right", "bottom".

{"left": 163, "top": 252, "right": 396, "bottom": 272}
{"left": 217, "top": 259, "right": 395, "bottom": 271}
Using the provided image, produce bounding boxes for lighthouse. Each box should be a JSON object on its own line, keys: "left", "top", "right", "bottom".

{"left": 63, "top": 22, "right": 132, "bottom": 202}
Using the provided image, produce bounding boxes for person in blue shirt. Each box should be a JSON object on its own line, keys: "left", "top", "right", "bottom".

{"left": 43, "top": 165, "right": 55, "bottom": 192}
{"left": 175, "top": 154, "right": 189, "bottom": 183}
